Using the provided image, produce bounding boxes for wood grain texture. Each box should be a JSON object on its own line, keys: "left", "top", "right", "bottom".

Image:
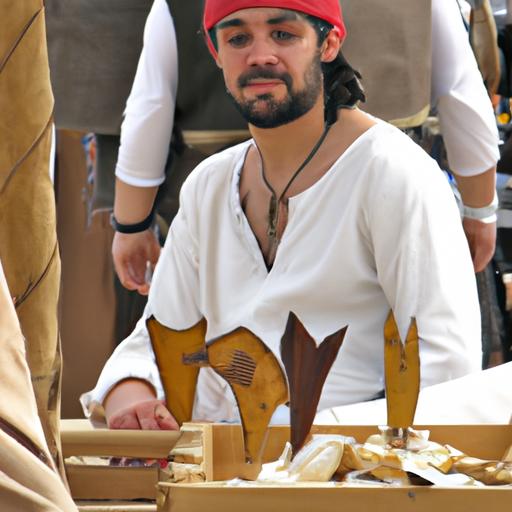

{"left": 207, "top": 327, "right": 288, "bottom": 474}
{"left": 280, "top": 312, "right": 347, "bottom": 456}
{"left": 384, "top": 311, "right": 420, "bottom": 430}
{"left": 148, "top": 317, "right": 206, "bottom": 426}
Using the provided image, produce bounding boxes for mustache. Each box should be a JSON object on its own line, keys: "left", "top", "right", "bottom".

{"left": 238, "top": 68, "right": 293, "bottom": 89}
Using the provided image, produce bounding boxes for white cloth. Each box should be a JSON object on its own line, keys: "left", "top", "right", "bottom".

{"left": 432, "top": 0, "right": 499, "bottom": 176}
{"left": 113, "top": 0, "right": 498, "bottom": 188}
{"left": 82, "top": 119, "right": 482, "bottom": 421}
{"left": 115, "top": 0, "right": 178, "bottom": 187}
{"left": 315, "top": 361, "right": 512, "bottom": 425}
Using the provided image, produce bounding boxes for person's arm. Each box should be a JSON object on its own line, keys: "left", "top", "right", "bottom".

{"left": 112, "top": 0, "right": 178, "bottom": 293}
{"left": 431, "top": 0, "right": 500, "bottom": 272}
{"left": 368, "top": 139, "right": 482, "bottom": 387}
{"left": 453, "top": 166, "right": 497, "bottom": 272}
{"left": 81, "top": 173, "right": 203, "bottom": 429}
{"left": 112, "top": 180, "right": 160, "bottom": 294}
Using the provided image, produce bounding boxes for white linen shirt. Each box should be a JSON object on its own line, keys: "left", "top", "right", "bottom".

{"left": 82, "top": 120, "right": 482, "bottom": 421}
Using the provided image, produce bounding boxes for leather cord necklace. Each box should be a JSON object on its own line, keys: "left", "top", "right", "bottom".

{"left": 255, "top": 121, "right": 332, "bottom": 262}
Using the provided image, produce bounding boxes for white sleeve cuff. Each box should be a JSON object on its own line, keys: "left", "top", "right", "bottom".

{"left": 79, "top": 315, "right": 165, "bottom": 419}
{"left": 115, "top": 166, "right": 166, "bottom": 187}
{"left": 79, "top": 356, "right": 165, "bottom": 419}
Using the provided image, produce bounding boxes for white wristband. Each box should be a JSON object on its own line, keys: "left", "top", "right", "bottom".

{"left": 462, "top": 190, "right": 498, "bottom": 223}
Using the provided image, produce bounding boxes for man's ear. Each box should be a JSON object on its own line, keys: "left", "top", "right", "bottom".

{"left": 320, "top": 31, "right": 342, "bottom": 63}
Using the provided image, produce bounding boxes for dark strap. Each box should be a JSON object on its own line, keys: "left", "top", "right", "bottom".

{"left": 110, "top": 209, "right": 155, "bottom": 234}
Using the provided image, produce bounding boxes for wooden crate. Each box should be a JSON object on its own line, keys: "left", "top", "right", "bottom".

{"left": 157, "top": 423, "right": 512, "bottom": 512}
{"left": 76, "top": 501, "right": 156, "bottom": 512}
{"left": 62, "top": 419, "right": 180, "bottom": 501}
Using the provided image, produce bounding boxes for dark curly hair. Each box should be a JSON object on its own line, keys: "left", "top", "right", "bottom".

{"left": 305, "top": 15, "right": 366, "bottom": 124}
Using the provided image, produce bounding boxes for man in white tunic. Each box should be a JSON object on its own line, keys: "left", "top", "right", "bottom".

{"left": 82, "top": 0, "right": 482, "bottom": 430}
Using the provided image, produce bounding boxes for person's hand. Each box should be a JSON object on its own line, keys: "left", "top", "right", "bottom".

{"left": 112, "top": 229, "right": 161, "bottom": 295}
{"left": 462, "top": 217, "right": 496, "bottom": 273}
{"left": 107, "top": 398, "right": 179, "bottom": 430}
{"left": 104, "top": 379, "right": 179, "bottom": 430}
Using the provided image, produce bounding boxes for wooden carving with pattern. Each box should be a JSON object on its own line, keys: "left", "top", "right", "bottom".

{"left": 184, "top": 327, "right": 289, "bottom": 476}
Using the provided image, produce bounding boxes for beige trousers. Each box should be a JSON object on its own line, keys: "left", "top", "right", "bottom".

{"left": 0, "top": 261, "right": 76, "bottom": 511}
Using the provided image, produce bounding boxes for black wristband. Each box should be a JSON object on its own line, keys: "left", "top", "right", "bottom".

{"left": 110, "top": 209, "right": 155, "bottom": 234}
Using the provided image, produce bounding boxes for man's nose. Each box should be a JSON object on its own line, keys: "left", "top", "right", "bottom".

{"left": 246, "top": 38, "right": 279, "bottom": 67}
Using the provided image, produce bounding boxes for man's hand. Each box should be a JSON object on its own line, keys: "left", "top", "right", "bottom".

{"left": 453, "top": 167, "right": 497, "bottom": 273}
{"left": 107, "top": 398, "right": 179, "bottom": 430}
{"left": 462, "top": 217, "right": 496, "bottom": 273}
{"left": 112, "top": 229, "right": 161, "bottom": 295}
{"left": 104, "top": 378, "right": 179, "bottom": 430}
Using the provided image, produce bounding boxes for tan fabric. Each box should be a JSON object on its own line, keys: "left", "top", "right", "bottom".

{"left": 0, "top": 261, "right": 77, "bottom": 511}
{"left": 55, "top": 131, "right": 117, "bottom": 419}
{"left": 46, "top": 0, "right": 432, "bottom": 134}
{"left": 471, "top": 0, "right": 501, "bottom": 96}
{"left": 0, "top": 0, "right": 64, "bottom": 476}
{"left": 342, "top": 0, "right": 432, "bottom": 127}
{"left": 45, "top": 0, "right": 153, "bottom": 134}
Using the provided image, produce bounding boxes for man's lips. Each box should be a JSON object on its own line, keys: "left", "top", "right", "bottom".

{"left": 243, "top": 80, "right": 284, "bottom": 92}
{"left": 238, "top": 68, "right": 292, "bottom": 90}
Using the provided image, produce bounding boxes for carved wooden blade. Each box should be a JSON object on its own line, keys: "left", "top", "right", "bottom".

{"left": 280, "top": 312, "right": 347, "bottom": 456}
{"left": 384, "top": 311, "right": 420, "bottom": 429}
{"left": 147, "top": 316, "right": 206, "bottom": 426}
{"left": 207, "top": 327, "right": 288, "bottom": 471}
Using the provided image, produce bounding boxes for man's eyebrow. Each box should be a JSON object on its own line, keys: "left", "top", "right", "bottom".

{"left": 216, "top": 18, "right": 245, "bottom": 30}
{"left": 267, "top": 12, "right": 300, "bottom": 25}
{"left": 216, "top": 11, "right": 300, "bottom": 31}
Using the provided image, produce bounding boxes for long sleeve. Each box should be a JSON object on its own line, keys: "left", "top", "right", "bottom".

{"left": 115, "top": 0, "right": 178, "bottom": 186}
{"left": 366, "top": 135, "right": 482, "bottom": 386}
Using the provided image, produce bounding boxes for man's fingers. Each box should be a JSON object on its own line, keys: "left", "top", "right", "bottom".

{"left": 116, "top": 265, "right": 149, "bottom": 295}
{"left": 471, "top": 239, "right": 494, "bottom": 273}
{"left": 112, "top": 231, "right": 160, "bottom": 292}
{"left": 146, "top": 232, "right": 161, "bottom": 259}
{"left": 134, "top": 400, "right": 176, "bottom": 430}
{"left": 154, "top": 402, "right": 179, "bottom": 430}
{"left": 108, "top": 412, "right": 140, "bottom": 430}
{"left": 136, "top": 283, "right": 150, "bottom": 296}
{"left": 116, "top": 270, "right": 140, "bottom": 291}
{"left": 138, "top": 416, "right": 161, "bottom": 430}
{"left": 112, "top": 255, "right": 142, "bottom": 290}
{"left": 126, "top": 256, "right": 148, "bottom": 284}
{"left": 462, "top": 218, "right": 496, "bottom": 274}
{"left": 473, "top": 251, "right": 489, "bottom": 274}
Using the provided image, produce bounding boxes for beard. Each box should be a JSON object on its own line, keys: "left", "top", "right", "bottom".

{"left": 228, "top": 54, "right": 323, "bottom": 129}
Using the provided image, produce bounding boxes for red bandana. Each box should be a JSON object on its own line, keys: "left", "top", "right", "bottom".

{"left": 203, "top": 0, "right": 346, "bottom": 57}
